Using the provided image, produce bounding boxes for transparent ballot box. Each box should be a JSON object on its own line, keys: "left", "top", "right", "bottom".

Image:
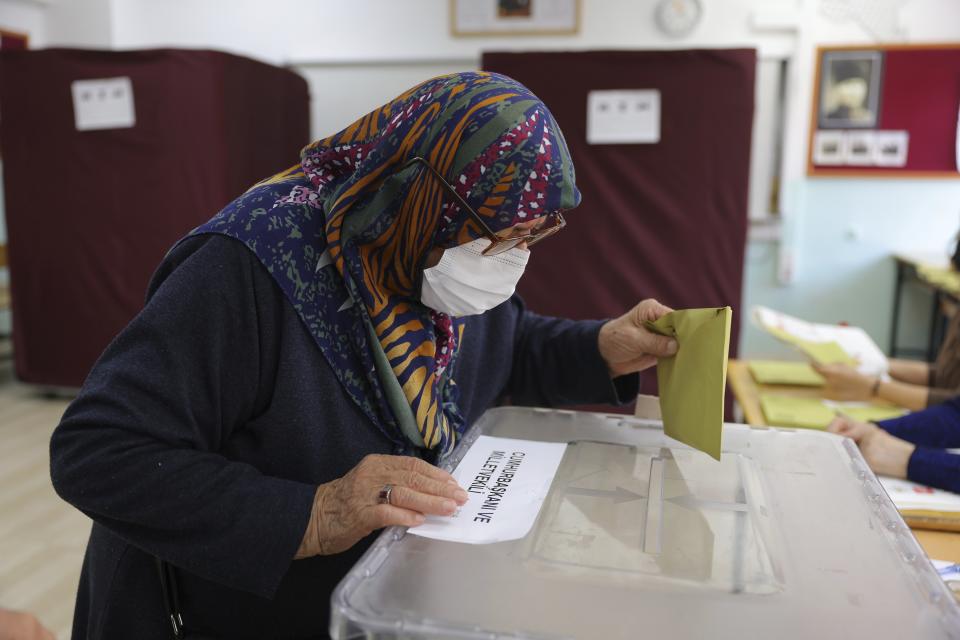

{"left": 331, "top": 407, "right": 960, "bottom": 639}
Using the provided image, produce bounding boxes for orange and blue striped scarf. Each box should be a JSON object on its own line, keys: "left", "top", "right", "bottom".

{"left": 191, "top": 72, "right": 580, "bottom": 455}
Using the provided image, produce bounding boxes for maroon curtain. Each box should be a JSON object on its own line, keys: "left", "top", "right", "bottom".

{"left": 483, "top": 50, "right": 755, "bottom": 411}
{"left": 0, "top": 49, "right": 309, "bottom": 387}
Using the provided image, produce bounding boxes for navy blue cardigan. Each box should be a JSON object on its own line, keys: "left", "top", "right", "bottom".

{"left": 50, "top": 235, "right": 636, "bottom": 639}
{"left": 878, "top": 396, "right": 960, "bottom": 493}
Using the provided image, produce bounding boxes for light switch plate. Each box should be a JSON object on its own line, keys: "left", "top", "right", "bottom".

{"left": 586, "top": 89, "right": 660, "bottom": 145}
{"left": 71, "top": 77, "right": 136, "bottom": 131}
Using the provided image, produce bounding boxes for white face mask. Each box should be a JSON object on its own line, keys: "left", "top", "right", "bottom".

{"left": 420, "top": 238, "right": 529, "bottom": 316}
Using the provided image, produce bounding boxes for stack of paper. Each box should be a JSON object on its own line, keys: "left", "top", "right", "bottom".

{"left": 836, "top": 404, "right": 909, "bottom": 423}
{"left": 759, "top": 395, "right": 836, "bottom": 429}
{"left": 748, "top": 360, "right": 825, "bottom": 386}
{"left": 880, "top": 477, "right": 960, "bottom": 531}
{"left": 752, "top": 306, "right": 888, "bottom": 376}
{"left": 759, "top": 395, "right": 907, "bottom": 430}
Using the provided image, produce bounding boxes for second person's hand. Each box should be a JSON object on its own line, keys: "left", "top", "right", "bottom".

{"left": 828, "top": 416, "right": 914, "bottom": 478}
{"left": 813, "top": 362, "right": 875, "bottom": 401}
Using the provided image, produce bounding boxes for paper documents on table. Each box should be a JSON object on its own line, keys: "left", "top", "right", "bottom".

{"left": 748, "top": 360, "right": 825, "bottom": 386}
{"left": 759, "top": 395, "right": 907, "bottom": 430}
{"left": 881, "top": 477, "right": 960, "bottom": 513}
{"left": 759, "top": 395, "right": 835, "bottom": 429}
{"left": 646, "top": 306, "right": 732, "bottom": 461}
{"left": 880, "top": 477, "right": 960, "bottom": 530}
{"left": 408, "top": 435, "right": 567, "bottom": 544}
{"left": 752, "top": 306, "right": 888, "bottom": 376}
{"left": 833, "top": 403, "right": 908, "bottom": 423}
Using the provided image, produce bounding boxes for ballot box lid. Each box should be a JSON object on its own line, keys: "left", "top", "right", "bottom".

{"left": 331, "top": 407, "right": 960, "bottom": 640}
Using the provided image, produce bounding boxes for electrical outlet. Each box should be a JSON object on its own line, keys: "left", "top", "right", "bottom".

{"left": 71, "top": 77, "right": 136, "bottom": 131}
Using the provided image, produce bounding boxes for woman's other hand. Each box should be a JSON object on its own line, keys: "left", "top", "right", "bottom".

{"left": 295, "top": 454, "right": 468, "bottom": 558}
{"left": 598, "top": 299, "right": 678, "bottom": 377}
{"left": 828, "top": 416, "right": 914, "bottom": 479}
{"left": 813, "top": 363, "right": 875, "bottom": 401}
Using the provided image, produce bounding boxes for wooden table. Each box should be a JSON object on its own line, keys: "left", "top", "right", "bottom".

{"left": 727, "top": 359, "right": 834, "bottom": 426}
{"left": 727, "top": 358, "right": 960, "bottom": 565}
{"left": 915, "top": 529, "right": 960, "bottom": 563}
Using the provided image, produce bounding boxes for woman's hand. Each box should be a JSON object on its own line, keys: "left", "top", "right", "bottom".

{"left": 828, "top": 416, "right": 915, "bottom": 478}
{"left": 598, "top": 299, "right": 678, "bottom": 377}
{"left": 295, "top": 454, "right": 468, "bottom": 558}
{"left": 813, "top": 363, "right": 875, "bottom": 401}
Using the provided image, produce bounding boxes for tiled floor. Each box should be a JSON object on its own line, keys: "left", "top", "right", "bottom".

{"left": 0, "top": 381, "right": 85, "bottom": 639}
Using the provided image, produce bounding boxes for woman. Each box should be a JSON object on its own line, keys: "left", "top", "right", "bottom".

{"left": 50, "top": 72, "right": 676, "bottom": 638}
{"left": 815, "top": 324, "right": 960, "bottom": 410}
{"left": 816, "top": 247, "right": 960, "bottom": 410}
{"left": 829, "top": 397, "right": 960, "bottom": 493}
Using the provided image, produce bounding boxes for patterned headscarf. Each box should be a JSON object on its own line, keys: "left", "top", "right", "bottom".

{"left": 189, "top": 72, "right": 580, "bottom": 455}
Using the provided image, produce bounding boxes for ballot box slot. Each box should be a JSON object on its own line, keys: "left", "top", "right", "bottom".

{"left": 642, "top": 454, "right": 664, "bottom": 555}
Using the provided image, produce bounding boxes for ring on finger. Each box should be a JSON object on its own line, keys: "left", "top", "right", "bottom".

{"left": 377, "top": 483, "right": 394, "bottom": 505}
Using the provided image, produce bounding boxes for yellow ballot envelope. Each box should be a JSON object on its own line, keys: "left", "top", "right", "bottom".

{"left": 747, "top": 360, "right": 825, "bottom": 386}
{"left": 836, "top": 404, "right": 908, "bottom": 423}
{"left": 759, "top": 394, "right": 835, "bottom": 429}
{"left": 759, "top": 395, "right": 907, "bottom": 429}
{"left": 646, "top": 306, "right": 732, "bottom": 461}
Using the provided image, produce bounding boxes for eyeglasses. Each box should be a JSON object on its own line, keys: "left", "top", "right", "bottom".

{"left": 402, "top": 156, "right": 566, "bottom": 256}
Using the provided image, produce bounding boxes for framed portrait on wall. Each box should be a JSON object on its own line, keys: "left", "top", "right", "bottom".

{"left": 817, "top": 50, "right": 883, "bottom": 129}
{"left": 451, "top": 0, "right": 580, "bottom": 36}
{"left": 808, "top": 43, "right": 960, "bottom": 178}
{"left": 0, "top": 28, "right": 29, "bottom": 51}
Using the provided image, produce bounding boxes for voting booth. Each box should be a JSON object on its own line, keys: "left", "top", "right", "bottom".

{"left": 482, "top": 50, "right": 755, "bottom": 415}
{"left": 332, "top": 408, "right": 960, "bottom": 639}
{"left": 0, "top": 48, "right": 309, "bottom": 387}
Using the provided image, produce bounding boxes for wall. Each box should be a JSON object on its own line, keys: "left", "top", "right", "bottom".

{"left": 108, "top": 0, "right": 799, "bottom": 63}
{"left": 44, "top": 0, "right": 113, "bottom": 48}
{"left": 107, "top": 0, "right": 802, "bottom": 140}
{"left": 0, "top": 0, "right": 115, "bottom": 48}
{"left": 5, "top": 0, "right": 960, "bottom": 359}
{"left": 744, "top": 0, "right": 960, "bottom": 358}
{"left": 0, "top": 0, "right": 46, "bottom": 47}
{"left": 743, "top": 181, "right": 960, "bottom": 359}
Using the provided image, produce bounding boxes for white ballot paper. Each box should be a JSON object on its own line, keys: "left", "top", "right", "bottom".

{"left": 752, "top": 305, "right": 888, "bottom": 376}
{"left": 409, "top": 435, "right": 567, "bottom": 544}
